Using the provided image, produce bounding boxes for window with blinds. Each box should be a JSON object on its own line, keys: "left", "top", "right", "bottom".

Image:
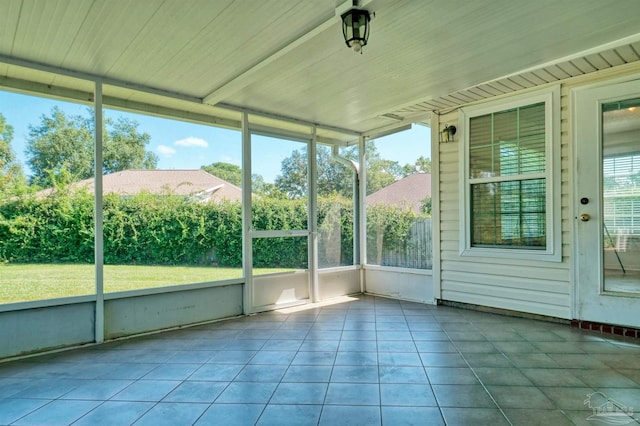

{"left": 467, "top": 102, "right": 547, "bottom": 249}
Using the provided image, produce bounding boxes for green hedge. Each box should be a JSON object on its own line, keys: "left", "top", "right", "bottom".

{"left": 0, "top": 191, "right": 421, "bottom": 267}
{"left": 0, "top": 189, "right": 94, "bottom": 263}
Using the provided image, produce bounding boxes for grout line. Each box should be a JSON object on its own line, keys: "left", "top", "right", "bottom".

{"left": 5, "top": 296, "right": 640, "bottom": 425}
{"left": 440, "top": 324, "right": 515, "bottom": 426}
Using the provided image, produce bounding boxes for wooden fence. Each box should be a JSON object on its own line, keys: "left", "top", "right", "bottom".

{"left": 381, "top": 217, "right": 433, "bottom": 269}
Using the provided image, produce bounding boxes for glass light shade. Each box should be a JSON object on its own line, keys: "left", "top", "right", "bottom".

{"left": 341, "top": 9, "right": 370, "bottom": 52}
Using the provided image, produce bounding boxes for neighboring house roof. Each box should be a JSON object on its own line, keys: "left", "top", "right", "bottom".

{"left": 41, "top": 169, "right": 242, "bottom": 203}
{"left": 366, "top": 172, "right": 431, "bottom": 213}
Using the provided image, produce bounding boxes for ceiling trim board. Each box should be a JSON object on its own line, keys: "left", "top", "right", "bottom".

{"left": 483, "top": 31, "right": 640, "bottom": 83}
{"left": 217, "top": 102, "right": 361, "bottom": 138}
{"left": 0, "top": 75, "right": 94, "bottom": 104}
{"left": 364, "top": 123, "right": 412, "bottom": 141}
{"left": 103, "top": 97, "right": 241, "bottom": 131}
{"left": 0, "top": 54, "right": 202, "bottom": 104}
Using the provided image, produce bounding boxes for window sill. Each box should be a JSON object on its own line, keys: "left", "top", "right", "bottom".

{"left": 460, "top": 246, "right": 562, "bottom": 263}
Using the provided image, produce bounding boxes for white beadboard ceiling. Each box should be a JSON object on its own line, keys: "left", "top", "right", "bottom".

{"left": 1, "top": 0, "right": 640, "bottom": 139}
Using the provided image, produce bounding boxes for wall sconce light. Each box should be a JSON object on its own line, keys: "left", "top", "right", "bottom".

{"left": 341, "top": 3, "right": 371, "bottom": 54}
{"left": 441, "top": 125, "right": 456, "bottom": 143}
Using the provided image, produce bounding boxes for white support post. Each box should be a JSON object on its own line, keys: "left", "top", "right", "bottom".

{"left": 94, "top": 81, "right": 104, "bottom": 343}
{"left": 431, "top": 121, "right": 442, "bottom": 300}
{"left": 309, "top": 127, "right": 319, "bottom": 302}
{"left": 241, "top": 112, "right": 253, "bottom": 314}
{"left": 358, "top": 135, "right": 367, "bottom": 293}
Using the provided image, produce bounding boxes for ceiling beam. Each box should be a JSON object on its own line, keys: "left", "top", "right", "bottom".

{"left": 217, "top": 101, "right": 361, "bottom": 137}
{"left": 203, "top": 0, "right": 373, "bottom": 107}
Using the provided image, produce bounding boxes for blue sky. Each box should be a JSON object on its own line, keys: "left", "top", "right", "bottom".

{"left": 0, "top": 89, "right": 430, "bottom": 182}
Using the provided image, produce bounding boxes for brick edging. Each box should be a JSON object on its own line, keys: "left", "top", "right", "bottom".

{"left": 571, "top": 320, "right": 640, "bottom": 339}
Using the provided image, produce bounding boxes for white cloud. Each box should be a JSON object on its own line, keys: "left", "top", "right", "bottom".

{"left": 157, "top": 145, "right": 177, "bottom": 157}
{"left": 175, "top": 137, "right": 208, "bottom": 148}
{"left": 220, "top": 155, "right": 241, "bottom": 166}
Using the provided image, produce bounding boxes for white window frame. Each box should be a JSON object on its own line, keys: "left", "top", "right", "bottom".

{"left": 458, "top": 86, "right": 561, "bottom": 262}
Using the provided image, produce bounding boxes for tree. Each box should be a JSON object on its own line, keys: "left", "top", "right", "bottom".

{"left": 414, "top": 155, "right": 432, "bottom": 173}
{"left": 421, "top": 195, "right": 432, "bottom": 215}
{"left": 366, "top": 158, "right": 403, "bottom": 194}
{"left": 0, "top": 113, "right": 15, "bottom": 169}
{"left": 26, "top": 107, "right": 93, "bottom": 187}
{"left": 103, "top": 116, "right": 158, "bottom": 174}
{"left": 273, "top": 145, "right": 357, "bottom": 199}
{"left": 316, "top": 145, "right": 358, "bottom": 198}
{"left": 402, "top": 155, "right": 432, "bottom": 175}
{"left": 26, "top": 107, "right": 158, "bottom": 187}
{"left": 255, "top": 140, "right": 431, "bottom": 199}
{"left": 0, "top": 113, "right": 26, "bottom": 196}
{"left": 252, "top": 173, "right": 287, "bottom": 198}
{"left": 364, "top": 142, "right": 404, "bottom": 194}
{"left": 201, "top": 162, "right": 242, "bottom": 186}
{"left": 366, "top": 146, "right": 433, "bottom": 194}
{"left": 275, "top": 149, "right": 308, "bottom": 199}
{"left": 274, "top": 141, "right": 430, "bottom": 198}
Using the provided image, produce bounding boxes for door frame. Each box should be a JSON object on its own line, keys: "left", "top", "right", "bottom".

{"left": 572, "top": 75, "right": 640, "bottom": 327}
{"left": 242, "top": 119, "right": 315, "bottom": 314}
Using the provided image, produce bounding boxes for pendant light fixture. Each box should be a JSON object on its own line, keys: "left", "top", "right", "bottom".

{"left": 341, "top": 1, "right": 371, "bottom": 54}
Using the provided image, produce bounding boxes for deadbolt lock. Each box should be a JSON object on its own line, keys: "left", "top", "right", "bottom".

{"left": 579, "top": 213, "right": 590, "bottom": 222}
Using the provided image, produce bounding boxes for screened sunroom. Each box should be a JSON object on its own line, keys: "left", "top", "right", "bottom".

{"left": 2, "top": 1, "right": 640, "bottom": 424}
{"left": 0, "top": 0, "right": 445, "bottom": 356}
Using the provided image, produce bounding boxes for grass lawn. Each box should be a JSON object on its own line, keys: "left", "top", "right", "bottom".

{"left": 0, "top": 264, "right": 287, "bottom": 304}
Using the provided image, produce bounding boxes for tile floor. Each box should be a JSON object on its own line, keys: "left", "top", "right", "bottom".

{"left": 1, "top": 294, "right": 639, "bottom": 425}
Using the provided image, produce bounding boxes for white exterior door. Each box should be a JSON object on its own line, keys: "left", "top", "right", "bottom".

{"left": 574, "top": 78, "right": 640, "bottom": 327}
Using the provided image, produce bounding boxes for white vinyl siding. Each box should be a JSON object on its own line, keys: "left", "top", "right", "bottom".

{"left": 436, "top": 91, "right": 568, "bottom": 318}
{"left": 435, "top": 62, "right": 640, "bottom": 320}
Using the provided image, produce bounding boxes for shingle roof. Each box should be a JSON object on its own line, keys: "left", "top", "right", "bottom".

{"left": 366, "top": 172, "right": 431, "bottom": 213}
{"left": 43, "top": 169, "right": 242, "bottom": 202}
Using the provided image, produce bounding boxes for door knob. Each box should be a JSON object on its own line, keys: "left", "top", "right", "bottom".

{"left": 579, "top": 213, "right": 590, "bottom": 222}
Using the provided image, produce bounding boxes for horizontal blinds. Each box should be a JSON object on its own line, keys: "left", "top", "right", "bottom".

{"left": 603, "top": 153, "right": 640, "bottom": 235}
{"left": 602, "top": 99, "right": 640, "bottom": 237}
{"left": 471, "top": 179, "right": 546, "bottom": 248}
{"left": 469, "top": 102, "right": 545, "bottom": 179}
{"left": 603, "top": 154, "right": 640, "bottom": 181}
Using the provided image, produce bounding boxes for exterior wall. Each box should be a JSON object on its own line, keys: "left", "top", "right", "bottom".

{"left": 0, "top": 284, "right": 244, "bottom": 359}
{"left": 318, "top": 268, "right": 361, "bottom": 300}
{"left": 0, "top": 303, "right": 95, "bottom": 359}
{"left": 435, "top": 62, "right": 640, "bottom": 320}
{"left": 104, "top": 284, "right": 243, "bottom": 339}
{"left": 365, "top": 268, "right": 434, "bottom": 304}
{"left": 252, "top": 271, "right": 310, "bottom": 312}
